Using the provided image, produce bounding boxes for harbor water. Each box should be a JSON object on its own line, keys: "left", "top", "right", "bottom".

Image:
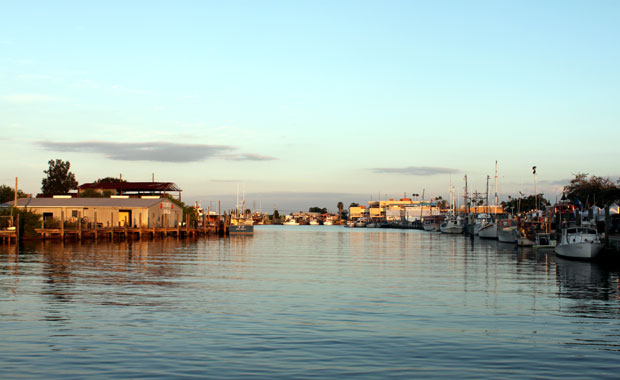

{"left": 1, "top": 225, "right": 619, "bottom": 379}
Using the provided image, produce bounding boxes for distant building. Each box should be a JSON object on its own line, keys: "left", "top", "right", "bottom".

{"left": 6, "top": 197, "right": 183, "bottom": 227}
{"left": 77, "top": 181, "right": 182, "bottom": 199}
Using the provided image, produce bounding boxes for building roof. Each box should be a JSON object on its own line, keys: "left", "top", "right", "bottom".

{"left": 5, "top": 198, "right": 171, "bottom": 208}
{"left": 78, "top": 181, "right": 181, "bottom": 192}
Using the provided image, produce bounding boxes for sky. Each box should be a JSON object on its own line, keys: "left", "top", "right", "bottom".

{"left": 2, "top": 1, "right": 619, "bottom": 213}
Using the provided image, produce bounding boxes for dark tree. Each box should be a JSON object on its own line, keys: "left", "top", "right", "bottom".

{"left": 349, "top": 202, "right": 359, "bottom": 208}
{"left": 337, "top": 202, "right": 344, "bottom": 219}
{"left": 501, "top": 194, "right": 550, "bottom": 213}
{"left": 564, "top": 173, "right": 620, "bottom": 206}
{"left": 41, "top": 159, "right": 78, "bottom": 195}
{"left": 97, "top": 176, "right": 126, "bottom": 183}
{"left": 0, "top": 185, "right": 27, "bottom": 203}
{"left": 309, "top": 207, "right": 327, "bottom": 213}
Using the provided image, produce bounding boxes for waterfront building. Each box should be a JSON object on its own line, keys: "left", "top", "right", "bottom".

{"left": 6, "top": 197, "right": 183, "bottom": 228}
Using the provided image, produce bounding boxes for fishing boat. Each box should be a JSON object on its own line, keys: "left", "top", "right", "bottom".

{"left": 229, "top": 219, "right": 254, "bottom": 235}
{"left": 474, "top": 213, "right": 491, "bottom": 235}
{"left": 354, "top": 219, "right": 367, "bottom": 228}
{"left": 423, "top": 215, "right": 443, "bottom": 232}
{"left": 555, "top": 227, "right": 604, "bottom": 259}
{"left": 229, "top": 185, "right": 254, "bottom": 235}
{"left": 515, "top": 228, "right": 535, "bottom": 247}
{"left": 478, "top": 220, "right": 498, "bottom": 239}
{"left": 533, "top": 233, "right": 556, "bottom": 250}
{"left": 440, "top": 216, "right": 464, "bottom": 234}
{"left": 440, "top": 186, "right": 463, "bottom": 234}
{"left": 497, "top": 218, "right": 517, "bottom": 243}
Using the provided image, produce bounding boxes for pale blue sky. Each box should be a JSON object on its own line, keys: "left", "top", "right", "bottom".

{"left": 2, "top": 1, "right": 619, "bottom": 212}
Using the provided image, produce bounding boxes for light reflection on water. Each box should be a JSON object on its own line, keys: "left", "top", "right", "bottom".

{"left": 1, "top": 226, "right": 620, "bottom": 379}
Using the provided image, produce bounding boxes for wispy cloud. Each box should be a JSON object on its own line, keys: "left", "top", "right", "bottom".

{"left": 38, "top": 141, "right": 234, "bottom": 163}
{"left": 223, "top": 153, "right": 277, "bottom": 161}
{"left": 3, "top": 94, "right": 63, "bottom": 103}
{"left": 371, "top": 166, "right": 460, "bottom": 176}
{"left": 37, "top": 140, "right": 278, "bottom": 163}
{"left": 16, "top": 74, "right": 52, "bottom": 80}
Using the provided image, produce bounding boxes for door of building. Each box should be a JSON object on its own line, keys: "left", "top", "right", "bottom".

{"left": 119, "top": 210, "right": 132, "bottom": 227}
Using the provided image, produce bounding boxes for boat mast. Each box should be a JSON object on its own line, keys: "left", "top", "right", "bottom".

{"left": 486, "top": 175, "right": 490, "bottom": 214}
{"left": 464, "top": 175, "right": 469, "bottom": 215}
{"left": 494, "top": 160, "right": 498, "bottom": 215}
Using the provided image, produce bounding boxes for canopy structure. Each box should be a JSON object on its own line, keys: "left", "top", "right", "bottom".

{"left": 78, "top": 181, "right": 182, "bottom": 199}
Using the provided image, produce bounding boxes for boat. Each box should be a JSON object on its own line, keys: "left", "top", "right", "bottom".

{"left": 229, "top": 185, "right": 254, "bottom": 235}
{"left": 440, "top": 186, "right": 463, "bottom": 234}
{"left": 554, "top": 227, "right": 604, "bottom": 259}
{"left": 474, "top": 213, "right": 492, "bottom": 235}
{"left": 497, "top": 218, "right": 517, "bottom": 243}
{"left": 229, "top": 219, "right": 254, "bottom": 235}
{"left": 440, "top": 215, "right": 464, "bottom": 234}
{"left": 478, "top": 219, "right": 498, "bottom": 239}
{"left": 479, "top": 164, "right": 501, "bottom": 239}
{"left": 533, "top": 233, "right": 556, "bottom": 250}
{"left": 283, "top": 219, "right": 300, "bottom": 226}
{"left": 309, "top": 220, "right": 320, "bottom": 225}
{"left": 354, "top": 219, "right": 367, "bottom": 228}
{"left": 423, "top": 215, "right": 443, "bottom": 232}
{"left": 323, "top": 220, "right": 333, "bottom": 226}
{"left": 515, "top": 229, "right": 535, "bottom": 247}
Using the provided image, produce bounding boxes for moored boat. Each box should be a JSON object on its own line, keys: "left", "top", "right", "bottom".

{"left": 554, "top": 227, "right": 604, "bottom": 259}
{"left": 229, "top": 221, "right": 254, "bottom": 235}
{"left": 497, "top": 218, "right": 517, "bottom": 243}
{"left": 478, "top": 220, "right": 498, "bottom": 239}
{"left": 440, "top": 215, "right": 463, "bottom": 234}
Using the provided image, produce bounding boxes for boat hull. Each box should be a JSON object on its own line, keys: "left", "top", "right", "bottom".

{"left": 555, "top": 242, "right": 604, "bottom": 259}
{"left": 497, "top": 228, "right": 516, "bottom": 243}
{"left": 478, "top": 223, "right": 497, "bottom": 239}
{"left": 229, "top": 225, "right": 254, "bottom": 235}
{"left": 423, "top": 224, "right": 440, "bottom": 232}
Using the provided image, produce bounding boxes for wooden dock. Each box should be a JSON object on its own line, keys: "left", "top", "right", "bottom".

{"left": 31, "top": 224, "right": 220, "bottom": 241}
{"left": 0, "top": 229, "right": 17, "bottom": 244}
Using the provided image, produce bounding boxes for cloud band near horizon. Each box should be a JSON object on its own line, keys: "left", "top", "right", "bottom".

{"left": 371, "top": 166, "right": 460, "bottom": 176}
{"left": 37, "top": 140, "right": 277, "bottom": 163}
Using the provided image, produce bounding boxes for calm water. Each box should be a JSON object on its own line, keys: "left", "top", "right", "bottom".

{"left": 1, "top": 226, "right": 620, "bottom": 379}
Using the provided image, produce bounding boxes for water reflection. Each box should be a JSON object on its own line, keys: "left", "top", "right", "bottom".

{"left": 0, "top": 228, "right": 619, "bottom": 379}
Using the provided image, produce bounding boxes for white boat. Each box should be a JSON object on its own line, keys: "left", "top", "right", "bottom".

{"left": 474, "top": 213, "right": 491, "bottom": 235}
{"left": 309, "top": 220, "right": 320, "bottom": 225}
{"left": 423, "top": 216, "right": 443, "bottom": 232}
{"left": 440, "top": 215, "right": 463, "bottom": 234}
{"left": 283, "top": 219, "right": 299, "bottom": 226}
{"left": 478, "top": 220, "right": 498, "bottom": 239}
{"left": 497, "top": 219, "right": 517, "bottom": 243}
{"left": 323, "top": 220, "right": 333, "bottom": 226}
{"left": 229, "top": 185, "right": 254, "bottom": 235}
{"left": 366, "top": 222, "right": 377, "bottom": 228}
{"left": 555, "top": 227, "right": 604, "bottom": 259}
{"left": 354, "top": 220, "right": 367, "bottom": 228}
{"left": 440, "top": 186, "right": 463, "bottom": 234}
{"left": 344, "top": 220, "right": 355, "bottom": 228}
{"left": 479, "top": 161, "right": 501, "bottom": 240}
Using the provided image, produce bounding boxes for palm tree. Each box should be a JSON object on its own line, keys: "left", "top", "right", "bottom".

{"left": 337, "top": 202, "right": 344, "bottom": 220}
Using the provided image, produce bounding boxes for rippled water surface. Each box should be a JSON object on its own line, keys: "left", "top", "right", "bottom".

{"left": 1, "top": 226, "right": 620, "bottom": 379}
